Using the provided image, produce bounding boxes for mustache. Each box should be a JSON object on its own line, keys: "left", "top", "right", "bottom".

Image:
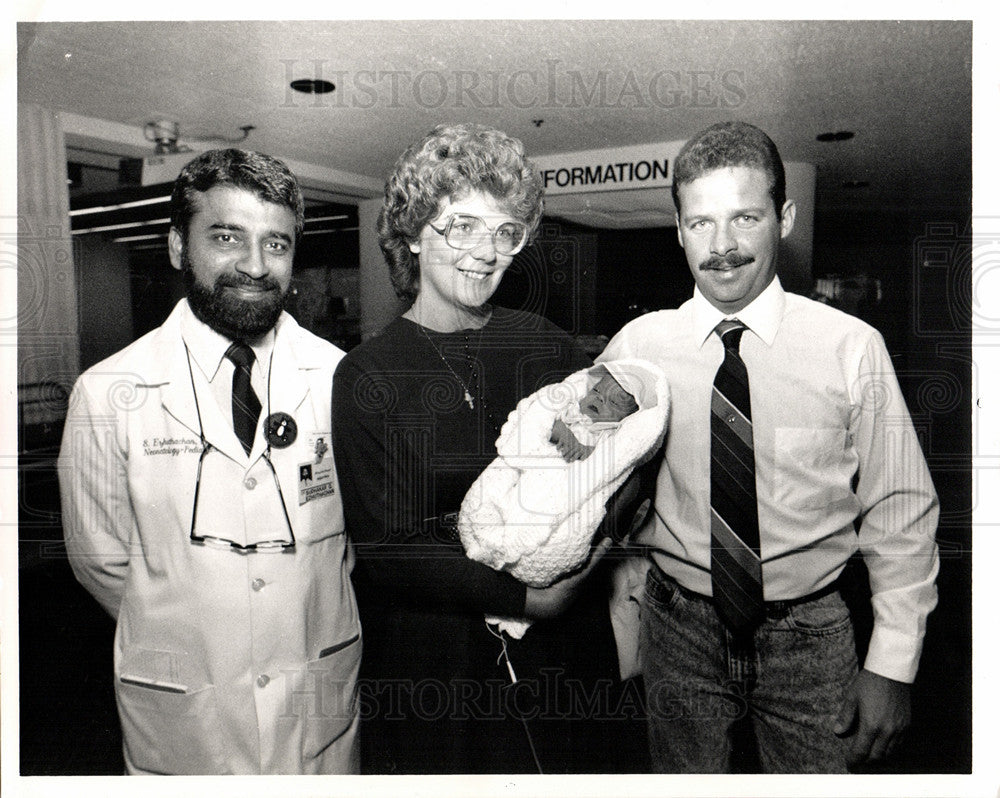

{"left": 699, "top": 252, "right": 755, "bottom": 271}
{"left": 214, "top": 273, "right": 283, "bottom": 292}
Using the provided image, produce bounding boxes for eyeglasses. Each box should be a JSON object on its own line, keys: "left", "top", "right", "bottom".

{"left": 190, "top": 443, "right": 296, "bottom": 552}
{"left": 184, "top": 342, "right": 295, "bottom": 553}
{"left": 428, "top": 213, "right": 529, "bottom": 256}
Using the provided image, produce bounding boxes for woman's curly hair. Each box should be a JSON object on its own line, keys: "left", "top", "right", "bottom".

{"left": 377, "top": 124, "right": 544, "bottom": 303}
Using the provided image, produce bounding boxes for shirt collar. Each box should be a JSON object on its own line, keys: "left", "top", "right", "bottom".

{"left": 692, "top": 276, "right": 785, "bottom": 348}
{"left": 179, "top": 299, "right": 276, "bottom": 383}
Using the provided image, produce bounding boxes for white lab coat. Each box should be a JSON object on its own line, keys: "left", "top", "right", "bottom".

{"left": 59, "top": 300, "right": 360, "bottom": 775}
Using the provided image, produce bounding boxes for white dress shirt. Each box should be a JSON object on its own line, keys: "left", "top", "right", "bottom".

{"left": 180, "top": 309, "right": 275, "bottom": 429}
{"left": 599, "top": 277, "right": 939, "bottom": 683}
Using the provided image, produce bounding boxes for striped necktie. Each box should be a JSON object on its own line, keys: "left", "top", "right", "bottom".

{"left": 226, "top": 342, "right": 261, "bottom": 456}
{"left": 710, "top": 319, "right": 764, "bottom": 637}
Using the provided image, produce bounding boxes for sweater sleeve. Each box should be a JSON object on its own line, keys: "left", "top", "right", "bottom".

{"left": 332, "top": 353, "right": 527, "bottom": 617}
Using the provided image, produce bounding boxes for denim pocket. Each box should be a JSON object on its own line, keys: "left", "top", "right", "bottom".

{"left": 785, "top": 593, "right": 852, "bottom": 637}
{"left": 643, "top": 567, "right": 683, "bottom": 613}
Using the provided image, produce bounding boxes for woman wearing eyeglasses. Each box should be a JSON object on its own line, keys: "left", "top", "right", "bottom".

{"left": 332, "top": 124, "right": 631, "bottom": 774}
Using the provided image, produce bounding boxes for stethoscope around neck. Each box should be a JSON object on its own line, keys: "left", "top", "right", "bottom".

{"left": 182, "top": 342, "right": 297, "bottom": 552}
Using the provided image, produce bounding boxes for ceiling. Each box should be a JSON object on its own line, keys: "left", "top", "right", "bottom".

{"left": 17, "top": 19, "right": 972, "bottom": 230}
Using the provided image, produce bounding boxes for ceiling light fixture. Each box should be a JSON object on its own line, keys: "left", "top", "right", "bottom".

{"left": 816, "top": 130, "right": 855, "bottom": 143}
{"left": 290, "top": 79, "right": 336, "bottom": 94}
{"left": 112, "top": 232, "right": 168, "bottom": 243}
{"left": 302, "top": 227, "right": 359, "bottom": 236}
{"left": 305, "top": 214, "right": 350, "bottom": 224}
{"left": 73, "top": 217, "right": 171, "bottom": 235}
{"left": 70, "top": 195, "right": 171, "bottom": 216}
{"left": 142, "top": 120, "right": 255, "bottom": 154}
{"left": 145, "top": 120, "right": 182, "bottom": 153}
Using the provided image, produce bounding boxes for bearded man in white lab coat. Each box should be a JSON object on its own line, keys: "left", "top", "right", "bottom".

{"left": 59, "top": 149, "right": 361, "bottom": 775}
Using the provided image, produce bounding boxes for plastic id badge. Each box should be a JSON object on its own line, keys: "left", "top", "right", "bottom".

{"left": 298, "top": 430, "right": 336, "bottom": 505}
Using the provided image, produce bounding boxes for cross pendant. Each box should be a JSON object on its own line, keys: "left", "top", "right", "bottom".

{"left": 464, "top": 390, "right": 474, "bottom": 409}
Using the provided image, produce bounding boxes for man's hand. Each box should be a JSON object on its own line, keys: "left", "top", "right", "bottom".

{"left": 523, "top": 538, "right": 612, "bottom": 619}
{"left": 834, "top": 668, "right": 911, "bottom": 767}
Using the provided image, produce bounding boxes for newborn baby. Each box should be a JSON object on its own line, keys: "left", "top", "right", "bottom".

{"left": 549, "top": 366, "right": 641, "bottom": 462}
{"left": 458, "top": 359, "right": 669, "bottom": 639}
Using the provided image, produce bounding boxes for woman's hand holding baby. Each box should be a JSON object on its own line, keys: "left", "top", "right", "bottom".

{"left": 522, "top": 537, "right": 613, "bottom": 619}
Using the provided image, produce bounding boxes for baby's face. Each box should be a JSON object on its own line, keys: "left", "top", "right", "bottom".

{"left": 580, "top": 375, "right": 639, "bottom": 422}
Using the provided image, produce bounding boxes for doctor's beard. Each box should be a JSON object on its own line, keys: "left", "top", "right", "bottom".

{"left": 183, "top": 253, "right": 288, "bottom": 342}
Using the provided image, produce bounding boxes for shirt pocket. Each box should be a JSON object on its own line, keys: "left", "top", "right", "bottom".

{"left": 293, "top": 490, "right": 346, "bottom": 545}
{"left": 772, "top": 427, "right": 851, "bottom": 512}
{"left": 116, "top": 677, "right": 229, "bottom": 774}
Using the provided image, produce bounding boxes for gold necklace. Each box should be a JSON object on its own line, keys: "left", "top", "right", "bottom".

{"left": 417, "top": 323, "right": 482, "bottom": 410}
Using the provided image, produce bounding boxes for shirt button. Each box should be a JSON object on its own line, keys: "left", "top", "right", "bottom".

{"left": 244, "top": 477, "right": 257, "bottom": 490}
{"left": 256, "top": 674, "right": 270, "bottom": 688}
{"left": 251, "top": 578, "right": 265, "bottom": 592}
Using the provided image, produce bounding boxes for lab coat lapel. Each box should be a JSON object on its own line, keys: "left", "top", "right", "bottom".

{"left": 157, "top": 348, "right": 201, "bottom": 441}
{"left": 157, "top": 305, "right": 248, "bottom": 463}
{"left": 193, "top": 373, "right": 248, "bottom": 464}
{"left": 265, "top": 317, "right": 311, "bottom": 427}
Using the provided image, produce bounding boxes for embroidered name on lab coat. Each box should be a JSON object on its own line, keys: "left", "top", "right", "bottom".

{"left": 142, "top": 437, "right": 201, "bottom": 457}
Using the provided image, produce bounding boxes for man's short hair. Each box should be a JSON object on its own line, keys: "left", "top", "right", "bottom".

{"left": 671, "top": 121, "right": 786, "bottom": 218}
{"left": 170, "top": 148, "right": 305, "bottom": 242}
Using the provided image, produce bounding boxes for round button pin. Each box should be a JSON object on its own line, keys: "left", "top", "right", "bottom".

{"left": 264, "top": 412, "right": 297, "bottom": 448}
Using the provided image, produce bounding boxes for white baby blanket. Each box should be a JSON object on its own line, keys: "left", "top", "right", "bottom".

{"left": 458, "top": 358, "right": 669, "bottom": 638}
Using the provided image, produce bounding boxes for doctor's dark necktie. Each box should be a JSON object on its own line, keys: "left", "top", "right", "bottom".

{"left": 225, "top": 342, "right": 261, "bottom": 456}
{"left": 710, "top": 319, "right": 765, "bottom": 637}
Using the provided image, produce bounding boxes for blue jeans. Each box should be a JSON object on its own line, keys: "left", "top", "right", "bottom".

{"left": 639, "top": 564, "right": 856, "bottom": 773}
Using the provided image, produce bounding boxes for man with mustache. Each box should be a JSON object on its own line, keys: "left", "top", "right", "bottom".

{"left": 59, "top": 149, "right": 361, "bottom": 774}
{"left": 598, "top": 122, "right": 939, "bottom": 772}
